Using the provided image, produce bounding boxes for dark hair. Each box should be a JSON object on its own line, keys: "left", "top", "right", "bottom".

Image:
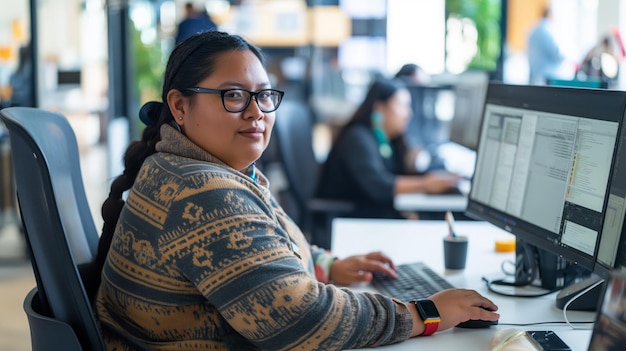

{"left": 394, "top": 63, "right": 420, "bottom": 79}
{"left": 344, "top": 78, "right": 407, "bottom": 130}
{"left": 95, "top": 31, "right": 265, "bottom": 273}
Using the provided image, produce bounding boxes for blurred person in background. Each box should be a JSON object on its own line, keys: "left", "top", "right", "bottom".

{"left": 316, "top": 78, "right": 461, "bottom": 220}
{"left": 175, "top": 2, "right": 217, "bottom": 45}
{"left": 527, "top": 8, "right": 565, "bottom": 85}
{"left": 578, "top": 32, "right": 623, "bottom": 87}
{"left": 8, "top": 43, "right": 34, "bottom": 107}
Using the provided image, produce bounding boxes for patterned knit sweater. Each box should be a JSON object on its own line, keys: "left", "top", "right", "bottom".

{"left": 96, "top": 125, "right": 413, "bottom": 350}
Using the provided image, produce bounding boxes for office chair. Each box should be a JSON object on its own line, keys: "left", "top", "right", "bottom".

{"left": 0, "top": 107, "right": 105, "bottom": 351}
{"left": 272, "top": 100, "right": 355, "bottom": 249}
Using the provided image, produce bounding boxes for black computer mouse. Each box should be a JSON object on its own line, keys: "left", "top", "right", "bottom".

{"left": 456, "top": 307, "right": 499, "bottom": 329}
{"left": 456, "top": 318, "right": 499, "bottom": 329}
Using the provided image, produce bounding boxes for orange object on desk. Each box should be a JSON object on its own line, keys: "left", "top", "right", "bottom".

{"left": 495, "top": 238, "right": 516, "bottom": 252}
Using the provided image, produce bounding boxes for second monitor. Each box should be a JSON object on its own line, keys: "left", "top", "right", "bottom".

{"left": 448, "top": 71, "right": 490, "bottom": 151}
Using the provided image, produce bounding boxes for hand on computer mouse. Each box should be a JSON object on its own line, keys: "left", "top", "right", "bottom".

{"left": 429, "top": 289, "right": 500, "bottom": 331}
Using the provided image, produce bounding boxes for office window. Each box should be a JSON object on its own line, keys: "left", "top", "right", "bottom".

{"left": 338, "top": 36, "right": 386, "bottom": 72}
{"left": 446, "top": 0, "right": 502, "bottom": 74}
{"left": 386, "top": 0, "right": 445, "bottom": 75}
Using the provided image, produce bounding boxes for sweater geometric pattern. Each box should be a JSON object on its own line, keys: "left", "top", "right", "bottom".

{"left": 96, "top": 125, "right": 412, "bottom": 350}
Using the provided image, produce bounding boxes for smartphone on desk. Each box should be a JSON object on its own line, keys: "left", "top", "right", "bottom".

{"left": 526, "top": 330, "right": 571, "bottom": 351}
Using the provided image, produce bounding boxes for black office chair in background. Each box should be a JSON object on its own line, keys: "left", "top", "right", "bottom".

{"left": 0, "top": 107, "right": 105, "bottom": 351}
{"left": 272, "top": 100, "right": 355, "bottom": 249}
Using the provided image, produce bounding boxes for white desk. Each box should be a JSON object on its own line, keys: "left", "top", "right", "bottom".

{"left": 331, "top": 219, "right": 594, "bottom": 351}
{"left": 394, "top": 193, "right": 467, "bottom": 212}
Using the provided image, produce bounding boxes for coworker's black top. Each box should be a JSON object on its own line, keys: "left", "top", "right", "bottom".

{"left": 316, "top": 123, "right": 410, "bottom": 219}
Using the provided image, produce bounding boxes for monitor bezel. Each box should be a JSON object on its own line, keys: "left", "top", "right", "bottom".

{"left": 593, "top": 117, "right": 626, "bottom": 279}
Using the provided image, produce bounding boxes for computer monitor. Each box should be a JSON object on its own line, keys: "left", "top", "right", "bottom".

{"left": 448, "top": 71, "right": 489, "bottom": 151}
{"left": 403, "top": 84, "right": 452, "bottom": 150}
{"left": 467, "top": 83, "right": 626, "bottom": 280}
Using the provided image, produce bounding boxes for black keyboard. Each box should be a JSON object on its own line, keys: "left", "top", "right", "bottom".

{"left": 371, "top": 262, "right": 455, "bottom": 301}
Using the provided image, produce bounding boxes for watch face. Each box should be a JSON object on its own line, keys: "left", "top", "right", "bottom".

{"left": 417, "top": 299, "right": 439, "bottom": 318}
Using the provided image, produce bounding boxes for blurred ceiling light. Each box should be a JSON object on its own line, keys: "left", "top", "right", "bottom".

{"left": 205, "top": 0, "right": 230, "bottom": 17}
{"left": 160, "top": 1, "right": 177, "bottom": 34}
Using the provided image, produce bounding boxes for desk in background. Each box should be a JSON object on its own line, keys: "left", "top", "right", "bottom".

{"left": 331, "top": 219, "right": 594, "bottom": 351}
{"left": 394, "top": 178, "right": 470, "bottom": 213}
{"left": 393, "top": 142, "right": 474, "bottom": 214}
{"left": 394, "top": 193, "right": 467, "bottom": 212}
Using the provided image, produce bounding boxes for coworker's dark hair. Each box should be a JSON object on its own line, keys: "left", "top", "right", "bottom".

{"left": 394, "top": 63, "right": 420, "bottom": 79}
{"left": 95, "top": 31, "right": 265, "bottom": 273}
{"left": 345, "top": 78, "right": 407, "bottom": 130}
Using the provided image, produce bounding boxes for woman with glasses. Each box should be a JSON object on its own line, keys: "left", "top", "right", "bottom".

{"left": 95, "top": 31, "right": 498, "bottom": 351}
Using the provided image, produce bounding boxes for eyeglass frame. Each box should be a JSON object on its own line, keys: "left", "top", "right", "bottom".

{"left": 183, "top": 87, "right": 285, "bottom": 113}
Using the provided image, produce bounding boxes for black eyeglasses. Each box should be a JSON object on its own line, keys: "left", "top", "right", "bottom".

{"left": 183, "top": 87, "right": 285, "bottom": 113}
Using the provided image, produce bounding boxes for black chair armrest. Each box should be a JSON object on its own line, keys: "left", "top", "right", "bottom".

{"left": 308, "top": 198, "right": 356, "bottom": 213}
{"left": 24, "top": 288, "right": 84, "bottom": 351}
{"left": 306, "top": 198, "right": 357, "bottom": 248}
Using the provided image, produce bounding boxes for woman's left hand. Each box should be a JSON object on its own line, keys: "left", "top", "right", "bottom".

{"left": 329, "top": 251, "right": 398, "bottom": 285}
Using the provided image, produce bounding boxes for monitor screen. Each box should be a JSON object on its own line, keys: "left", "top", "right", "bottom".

{"left": 466, "top": 83, "right": 626, "bottom": 272}
{"left": 448, "top": 71, "right": 489, "bottom": 150}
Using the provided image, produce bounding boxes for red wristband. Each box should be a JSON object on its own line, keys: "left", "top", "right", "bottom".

{"left": 411, "top": 299, "right": 440, "bottom": 336}
{"left": 421, "top": 320, "right": 439, "bottom": 336}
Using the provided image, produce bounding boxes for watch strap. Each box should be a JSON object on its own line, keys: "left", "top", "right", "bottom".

{"left": 410, "top": 299, "right": 440, "bottom": 336}
{"left": 422, "top": 319, "right": 439, "bottom": 336}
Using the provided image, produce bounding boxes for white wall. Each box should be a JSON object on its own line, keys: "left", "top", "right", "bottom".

{"left": 386, "top": 0, "right": 445, "bottom": 75}
{"left": 597, "top": 0, "right": 626, "bottom": 89}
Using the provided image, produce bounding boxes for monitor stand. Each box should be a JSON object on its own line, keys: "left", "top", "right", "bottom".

{"left": 515, "top": 239, "right": 601, "bottom": 311}
{"left": 554, "top": 275, "right": 604, "bottom": 311}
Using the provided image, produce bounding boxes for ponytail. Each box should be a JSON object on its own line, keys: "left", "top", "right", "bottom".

{"left": 94, "top": 101, "right": 163, "bottom": 274}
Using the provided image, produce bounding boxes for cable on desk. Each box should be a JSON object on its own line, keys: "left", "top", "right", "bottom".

{"left": 482, "top": 243, "right": 563, "bottom": 297}
{"left": 499, "top": 259, "right": 517, "bottom": 277}
{"left": 562, "top": 276, "right": 605, "bottom": 330}
{"left": 497, "top": 321, "right": 594, "bottom": 327}
{"left": 482, "top": 276, "right": 562, "bottom": 298}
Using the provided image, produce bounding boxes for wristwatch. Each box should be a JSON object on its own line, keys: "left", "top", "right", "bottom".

{"left": 410, "top": 299, "right": 440, "bottom": 336}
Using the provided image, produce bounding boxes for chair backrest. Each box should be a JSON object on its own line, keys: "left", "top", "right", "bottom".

{"left": 0, "top": 107, "right": 105, "bottom": 350}
{"left": 272, "top": 100, "right": 319, "bottom": 210}
{"left": 272, "top": 101, "right": 356, "bottom": 247}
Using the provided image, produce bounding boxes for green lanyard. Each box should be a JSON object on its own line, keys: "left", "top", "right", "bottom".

{"left": 371, "top": 111, "right": 392, "bottom": 159}
{"left": 248, "top": 162, "right": 257, "bottom": 183}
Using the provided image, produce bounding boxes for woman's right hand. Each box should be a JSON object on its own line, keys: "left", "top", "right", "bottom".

{"left": 428, "top": 289, "right": 499, "bottom": 332}
{"left": 421, "top": 172, "right": 461, "bottom": 194}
